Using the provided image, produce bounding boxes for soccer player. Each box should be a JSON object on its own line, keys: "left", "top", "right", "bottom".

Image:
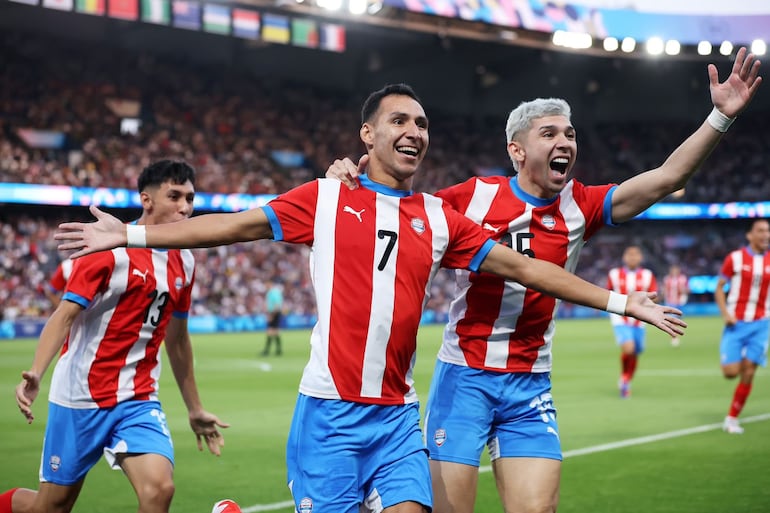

{"left": 325, "top": 48, "right": 761, "bottom": 513}
{"left": 663, "top": 263, "right": 689, "bottom": 347}
{"left": 260, "top": 279, "right": 284, "bottom": 356}
{"left": 607, "top": 245, "right": 658, "bottom": 398}
{"left": 714, "top": 218, "right": 770, "bottom": 435}
{"left": 0, "top": 161, "right": 228, "bottom": 513}
{"left": 54, "top": 84, "right": 684, "bottom": 513}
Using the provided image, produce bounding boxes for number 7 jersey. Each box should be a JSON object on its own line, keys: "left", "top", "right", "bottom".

{"left": 263, "top": 177, "right": 495, "bottom": 405}
{"left": 435, "top": 175, "right": 615, "bottom": 373}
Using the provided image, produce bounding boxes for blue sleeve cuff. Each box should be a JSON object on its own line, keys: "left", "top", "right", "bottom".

{"left": 262, "top": 205, "right": 284, "bottom": 241}
{"left": 468, "top": 239, "right": 497, "bottom": 273}
{"left": 172, "top": 311, "right": 189, "bottom": 319}
{"left": 62, "top": 292, "right": 89, "bottom": 309}
{"left": 603, "top": 185, "right": 619, "bottom": 226}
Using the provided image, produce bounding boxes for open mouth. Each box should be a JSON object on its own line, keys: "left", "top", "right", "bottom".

{"left": 550, "top": 157, "right": 569, "bottom": 174}
{"left": 397, "top": 145, "right": 419, "bottom": 157}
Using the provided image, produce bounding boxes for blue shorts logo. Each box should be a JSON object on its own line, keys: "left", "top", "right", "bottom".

{"left": 49, "top": 455, "right": 61, "bottom": 472}
{"left": 299, "top": 497, "right": 313, "bottom": 513}
{"left": 433, "top": 428, "right": 447, "bottom": 447}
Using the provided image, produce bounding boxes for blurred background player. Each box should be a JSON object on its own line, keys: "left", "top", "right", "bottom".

{"left": 0, "top": 160, "right": 228, "bottom": 513}
{"left": 260, "top": 279, "right": 284, "bottom": 356}
{"left": 663, "top": 263, "right": 689, "bottom": 347}
{"left": 608, "top": 245, "right": 658, "bottom": 398}
{"left": 714, "top": 218, "right": 770, "bottom": 434}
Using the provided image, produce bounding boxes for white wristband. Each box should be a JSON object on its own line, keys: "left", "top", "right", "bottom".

{"left": 126, "top": 225, "right": 147, "bottom": 248}
{"left": 706, "top": 107, "right": 735, "bottom": 133}
{"left": 606, "top": 291, "right": 628, "bottom": 315}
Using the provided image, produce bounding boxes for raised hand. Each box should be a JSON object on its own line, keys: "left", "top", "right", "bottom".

{"left": 709, "top": 46, "right": 762, "bottom": 118}
{"left": 55, "top": 205, "right": 128, "bottom": 258}
{"left": 625, "top": 291, "right": 687, "bottom": 337}
{"left": 325, "top": 154, "right": 369, "bottom": 190}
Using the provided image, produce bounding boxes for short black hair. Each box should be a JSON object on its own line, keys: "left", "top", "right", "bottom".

{"left": 137, "top": 160, "right": 196, "bottom": 193}
{"left": 361, "top": 83, "right": 423, "bottom": 125}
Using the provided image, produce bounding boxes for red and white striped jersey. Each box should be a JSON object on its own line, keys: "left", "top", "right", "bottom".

{"left": 48, "top": 258, "right": 74, "bottom": 294}
{"left": 435, "top": 175, "right": 614, "bottom": 373}
{"left": 607, "top": 266, "right": 657, "bottom": 327}
{"left": 264, "top": 177, "right": 494, "bottom": 405}
{"left": 720, "top": 247, "right": 770, "bottom": 322}
{"left": 49, "top": 247, "right": 195, "bottom": 408}
{"left": 663, "top": 273, "right": 688, "bottom": 306}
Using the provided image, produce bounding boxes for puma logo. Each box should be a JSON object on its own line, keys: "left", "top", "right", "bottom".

{"left": 343, "top": 206, "right": 365, "bottom": 223}
{"left": 483, "top": 222, "right": 500, "bottom": 233}
{"left": 132, "top": 268, "right": 149, "bottom": 283}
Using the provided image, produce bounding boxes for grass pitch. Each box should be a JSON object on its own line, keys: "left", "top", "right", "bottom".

{"left": 1, "top": 316, "right": 768, "bottom": 512}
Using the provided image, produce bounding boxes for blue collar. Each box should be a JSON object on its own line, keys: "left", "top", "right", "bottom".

{"left": 359, "top": 175, "right": 413, "bottom": 198}
{"left": 509, "top": 176, "right": 558, "bottom": 207}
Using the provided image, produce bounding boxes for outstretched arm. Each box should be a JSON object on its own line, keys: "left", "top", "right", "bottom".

{"left": 165, "top": 317, "right": 230, "bottom": 456}
{"left": 611, "top": 47, "right": 762, "bottom": 223}
{"left": 55, "top": 205, "right": 273, "bottom": 258}
{"left": 479, "top": 244, "right": 686, "bottom": 336}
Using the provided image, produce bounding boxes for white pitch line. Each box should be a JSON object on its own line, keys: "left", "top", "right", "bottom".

{"left": 243, "top": 413, "right": 770, "bottom": 512}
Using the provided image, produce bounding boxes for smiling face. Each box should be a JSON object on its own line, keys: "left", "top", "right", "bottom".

{"left": 508, "top": 114, "right": 577, "bottom": 199}
{"left": 360, "top": 94, "right": 429, "bottom": 190}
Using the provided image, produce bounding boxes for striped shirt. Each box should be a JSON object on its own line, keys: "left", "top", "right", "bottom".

{"left": 720, "top": 247, "right": 770, "bottom": 322}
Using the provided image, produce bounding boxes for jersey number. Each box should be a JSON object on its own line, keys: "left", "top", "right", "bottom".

{"left": 144, "top": 290, "right": 170, "bottom": 326}
{"left": 499, "top": 232, "right": 536, "bottom": 258}
{"left": 377, "top": 229, "right": 398, "bottom": 271}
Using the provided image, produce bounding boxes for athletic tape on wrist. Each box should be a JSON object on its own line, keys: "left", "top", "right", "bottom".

{"left": 606, "top": 291, "right": 628, "bottom": 315}
{"left": 706, "top": 107, "right": 735, "bottom": 133}
{"left": 126, "top": 225, "right": 147, "bottom": 248}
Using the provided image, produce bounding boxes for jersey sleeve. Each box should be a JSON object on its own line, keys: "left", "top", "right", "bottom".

{"left": 720, "top": 253, "right": 735, "bottom": 280}
{"left": 61, "top": 252, "right": 115, "bottom": 309}
{"left": 573, "top": 181, "right": 617, "bottom": 238}
{"left": 262, "top": 180, "right": 318, "bottom": 245}
{"left": 649, "top": 273, "right": 658, "bottom": 293}
{"left": 48, "top": 264, "right": 67, "bottom": 293}
{"left": 434, "top": 177, "right": 477, "bottom": 213}
{"left": 440, "top": 201, "right": 495, "bottom": 271}
{"left": 173, "top": 251, "right": 195, "bottom": 318}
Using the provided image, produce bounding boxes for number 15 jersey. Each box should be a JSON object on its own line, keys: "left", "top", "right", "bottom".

{"left": 436, "top": 175, "right": 615, "bottom": 373}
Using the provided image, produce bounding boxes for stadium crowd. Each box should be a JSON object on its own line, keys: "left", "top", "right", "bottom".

{"left": 1, "top": 31, "right": 767, "bottom": 322}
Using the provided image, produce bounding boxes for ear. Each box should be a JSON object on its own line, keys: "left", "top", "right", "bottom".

{"left": 507, "top": 140, "right": 525, "bottom": 166}
{"left": 360, "top": 123, "right": 374, "bottom": 149}
{"left": 139, "top": 190, "right": 153, "bottom": 211}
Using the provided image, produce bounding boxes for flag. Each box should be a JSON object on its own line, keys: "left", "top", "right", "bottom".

{"left": 172, "top": 0, "right": 200, "bottom": 30}
{"left": 76, "top": 0, "right": 104, "bottom": 15}
{"left": 141, "top": 0, "right": 169, "bottom": 24}
{"left": 232, "top": 8, "right": 259, "bottom": 39}
{"left": 203, "top": 4, "right": 230, "bottom": 34}
{"left": 108, "top": 0, "right": 138, "bottom": 20}
{"left": 42, "top": 0, "right": 73, "bottom": 11}
{"left": 319, "top": 23, "right": 345, "bottom": 52}
{"left": 262, "top": 13, "right": 290, "bottom": 44}
{"left": 291, "top": 18, "right": 318, "bottom": 48}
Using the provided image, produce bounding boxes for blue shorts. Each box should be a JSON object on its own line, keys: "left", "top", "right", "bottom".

{"left": 720, "top": 319, "right": 769, "bottom": 367}
{"left": 424, "top": 361, "right": 561, "bottom": 465}
{"left": 286, "top": 394, "right": 431, "bottom": 513}
{"left": 612, "top": 324, "right": 646, "bottom": 353}
{"left": 41, "top": 400, "right": 174, "bottom": 485}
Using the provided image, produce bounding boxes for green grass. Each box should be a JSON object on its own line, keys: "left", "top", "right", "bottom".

{"left": 1, "top": 316, "right": 769, "bottom": 512}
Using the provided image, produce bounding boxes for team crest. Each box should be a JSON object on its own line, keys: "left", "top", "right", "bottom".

{"left": 433, "top": 428, "right": 447, "bottom": 447}
{"left": 175, "top": 276, "right": 183, "bottom": 290}
{"left": 49, "top": 455, "right": 61, "bottom": 472}
{"left": 299, "top": 497, "right": 313, "bottom": 513}
{"left": 541, "top": 215, "right": 556, "bottom": 230}
{"left": 411, "top": 217, "right": 426, "bottom": 234}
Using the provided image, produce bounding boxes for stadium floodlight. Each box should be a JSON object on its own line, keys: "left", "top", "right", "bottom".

{"left": 697, "top": 41, "right": 712, "bottom": 55}
{"left": 751, "top": 39, "right": 767, "bottom": 56}
{"left": 719, "top": 41, "right": 733, "bottom": 56}
{"left": 348, "top": 0, "right": 367, "bottom": 15}
{"left": 603, "top": 37, "right": 619, "bottom": 52}
{"left": 621, "top": 37, "right": 636, "bottom": 53}
{"left": 646, "top": 37, "right": 664, "bottom": 55}
{"left": 665, "top": 39, "right": 681, "bottom": 56}
{"left": 316, "top": 0, "right": 343, "bottom": 11}
{"left": 552, "top": 30, "right": 592, "bottom": 49}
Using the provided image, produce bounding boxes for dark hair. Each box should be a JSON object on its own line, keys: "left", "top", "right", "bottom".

{"left": 137, "top": 160, "right": 196, "bottom": 193}
{"left": 361, "top": 83, "right": 423, "bottom": 124}
{"left": 747, "top": 218, "right": 769, "bottom": 231}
